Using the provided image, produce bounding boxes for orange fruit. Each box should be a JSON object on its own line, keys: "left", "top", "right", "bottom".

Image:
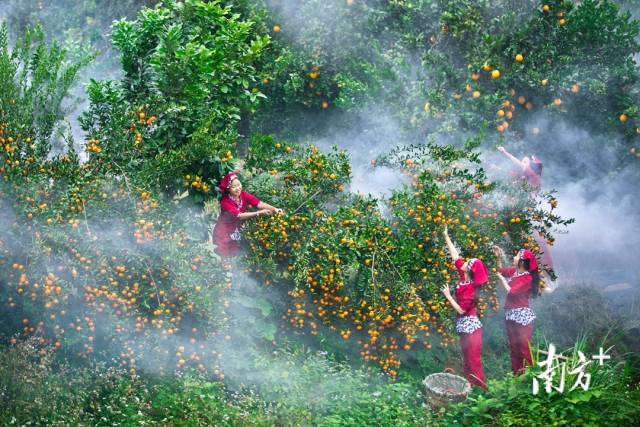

{"left": 619, "top": 114, "right": 628, "bottom": 123}
{"left": 472, "top": 91, "right": 481, "bottom": 98}
{"left": 553, "top": 98, "right": 562, "bottom": 106}
{"left": 273, "top": 25, "right": 281, "bottom": 33}
{"left": 491, "top": 70, "right": 501, "bottom": 79}
{"left": 515, "top": 54, "right": 524, "bottom": 62}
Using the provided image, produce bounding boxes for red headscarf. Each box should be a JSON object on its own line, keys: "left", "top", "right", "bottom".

{"left": 218, "top": 172, "right": 238, "bottom": 192}
{"left": 517, "top": 249, "right": 538, "bottom": 271}
{"left": 467, "top": 258, "right": 489, "bottom": 285}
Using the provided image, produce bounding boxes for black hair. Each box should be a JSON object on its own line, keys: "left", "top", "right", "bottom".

{"left": 467, "top": 264, "right": 480, "bottom": 306}
{"left": 530, "top": 161, "right": 543, "bottom": 176}
{"left": 518, "top": 258, "right": 540, "bottom": 298}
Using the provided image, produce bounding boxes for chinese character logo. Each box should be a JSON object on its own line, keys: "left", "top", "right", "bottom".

{"left": 533, "top": 344, "right": 611, "bottom": 395}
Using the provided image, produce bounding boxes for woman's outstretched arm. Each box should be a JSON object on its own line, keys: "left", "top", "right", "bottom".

{"left": 257, "top": 201, "right": 283, "bottom": 214}
{"left": 237, "top": 210, "right": 270, "bottom": 220}
{"left": 497, "top": 146, "right": 524, "bottom": 169}
{"left": 496, "top": 272, "right": 511, "bottom": 292}
{"left": 443, "top": 226, "right": 460, "bottom": 261}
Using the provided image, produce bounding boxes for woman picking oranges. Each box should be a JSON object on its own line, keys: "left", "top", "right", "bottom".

{"left": 496, "top": 146, "right": 557, "bottom": 285}
{"left": 496, "top": 146, "right": 543, "bottom": 191}
{"left": 494, "top": 246, "right": 540, "bottom": 375}
{"left": 212, "top": 171, "right": 283, "bottom": 257}
{"left": 441, "top": 226, "right": 488, "bottom": 389}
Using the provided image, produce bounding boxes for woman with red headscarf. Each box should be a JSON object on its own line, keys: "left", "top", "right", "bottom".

{"left": 212, "top": 172, "right": 283, "bottom": 257}
{"left": 496, "top": 146, "right": 556, "bottom": 285}
{"left": 494, "top": 246, "right": 540, "bottom": 374}
{"left": 441, "top": 226, "right": 488, "bottom": 389}
{"left": 496, "top": 146, "right": 543, "bottom": 191}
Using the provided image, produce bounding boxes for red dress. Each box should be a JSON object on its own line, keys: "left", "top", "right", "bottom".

{"left": 453, "top": 258, "right": 486, "bottom": 389}
{"left": 509, "top": 167, "right": 554, "bottom": 271}
{"left": 213, "top": 192, "right": 261, "bottom": 257}
{"left": 500, "top": 267, "right": 536, "bottom": 374}
{"left": 510, "top": 165, "right": 541, "bottom": 190}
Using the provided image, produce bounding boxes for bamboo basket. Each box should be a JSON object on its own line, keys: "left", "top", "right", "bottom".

{"left": 423, "top": 372, "right": 471, "bottom": 410}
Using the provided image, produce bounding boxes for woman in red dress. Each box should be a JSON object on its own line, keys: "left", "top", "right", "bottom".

{"left": 212, "top": 172, "right": 282, "bottom": 257}
{"left": 494, "top": 246, "right": 540, "bottom": 374}
{"left": 496, "top": 146, "right": 556, "bottom": 286}
{"left": 441, "top": 226, "right": 488, "bottom": 389}
{"left": 496, "top": 146, "right": 543, "bottom": 190}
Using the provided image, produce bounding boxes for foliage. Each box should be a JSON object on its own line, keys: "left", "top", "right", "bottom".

{"left": 440, "top": 339, "right": 640, "bottom": 426}
{"left": 0, "top": 336, "right": 275, "bottom": 426}
{"left": 0, "top": 337, "right": 433, "bottom": 426}
{"left": 424, "top": 0, "right": 640, "bottom": 140}
{"left": 1, "top": 0, "right": 639, "bottom": 425}
{"left": 79, "top": 0, "right": 269, "bottom": 190}
{"left": 244, "top": 0, "right": 640, "bottom": 171}
{"left": 0, "top": 24, "right": 233, "bottom": 380}
{"left": 0, "top": 23, "right": 90, "bottom": 159}
{"left": 2, "top": 335, "right": 638, "bottom": 426}
{"left": 240, "top": 133, "right": 571, "bottom": 378}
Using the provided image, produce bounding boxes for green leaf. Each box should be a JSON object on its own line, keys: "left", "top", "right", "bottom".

{"left": 256, "top": 322, "right": 277, "bottom": 341}
{"left": 236, "top": 295, "right": 273, "bottom": 317}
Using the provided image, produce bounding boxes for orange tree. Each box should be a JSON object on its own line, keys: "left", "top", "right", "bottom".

{"left": 79, "top": 0, "right": 270, "bottom": 196}
{"left": 240, "top": 133, "right": 572, "bottom": 378}
{"left": 229, "top": 0, "right": 640, "bottom": 170}
{"left": 1, "top": 1, "right": 580, "bottom": 383}
{"left": 0, "top": 23, "right": 233, "bottom": 379}
{"left": 415, "top": 0, "right": 640, "bottom": 165}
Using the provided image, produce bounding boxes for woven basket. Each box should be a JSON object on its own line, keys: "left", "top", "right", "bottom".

{"left": 423, "top": 372, "right": 471, "bottom": 409}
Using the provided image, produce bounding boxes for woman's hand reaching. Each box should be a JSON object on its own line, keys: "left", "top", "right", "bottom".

{"left": 441, "top": 284, "right": 452, "bottom": 299}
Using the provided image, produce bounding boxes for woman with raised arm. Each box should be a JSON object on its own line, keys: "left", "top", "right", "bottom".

{"left": 496, "top": 146, "right": 556, "bottom": 284}
{"left": 212, "top": 171, "right": 283, "bottom": 257}
{"left": 441, "top": 226, "right": 488, "bottom": 389}
{"left": 496, "top": 146, "right": 543, "bottom": 191}
{"left": 493, "top": 246, "right": 540, "bottom": 374}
